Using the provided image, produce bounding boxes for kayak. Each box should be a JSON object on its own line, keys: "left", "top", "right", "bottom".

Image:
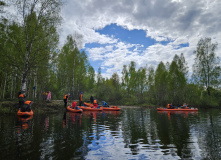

{"left": 67, "top": 106, "right": 83, "bottom": 113}
{"left": 84, "top": 102, "right": 93, "bottom": 107}
{"left": 103, "top": 106, "right": 121, "bottom": 111}
{"left": 79, "top": 106, "right": 103, "bottom": 111}
{"left": 157, "top": 108, "right": 198, "bottom": 111}
{"left": 17, "top": 109, "right": 34, "bottom": 116}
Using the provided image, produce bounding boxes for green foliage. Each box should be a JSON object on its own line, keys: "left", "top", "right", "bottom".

{"left": 192, "top": 37, "right": 221, "bottom": 96}
{"left": 0, "top": 4, "right": 220, "bottom": 108}
{"left": 155, "top": 62, "right": 169, "bottom": 106}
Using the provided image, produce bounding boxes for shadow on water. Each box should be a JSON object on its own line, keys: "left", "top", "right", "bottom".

{"left": 0, "top": 107, "right": 221, "bottom": 159}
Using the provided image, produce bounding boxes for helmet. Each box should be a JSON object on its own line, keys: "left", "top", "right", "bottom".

{"left": 81, "top": 92, "right": 83, "bottom": 94}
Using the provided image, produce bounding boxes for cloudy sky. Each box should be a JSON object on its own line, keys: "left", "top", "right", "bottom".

{"left": 60, "top": 0, "right": 221, "bottom": 78}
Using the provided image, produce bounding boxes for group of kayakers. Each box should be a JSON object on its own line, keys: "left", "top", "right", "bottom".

{"left": 18, "top": 90, "right": 110, "bottom": 112}
{"left": 64, "top": 92, "right": 109, "bottom": 110}
{"left": 167, "top": 103, "right": 189, "bottom": 109}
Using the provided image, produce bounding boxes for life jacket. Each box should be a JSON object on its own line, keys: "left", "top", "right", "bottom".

{"left": 80, "top": 94, "right": 83, "bottom": 101}
{"left": 19, "top": 94, "right": 25, "bottom": 101}
{"left": 64, "top": 95, "right": 68, "bottom": 100}
{"left": 94, "top": 99, "right": 97, "bottom": 104}
{"left": 183, "top": 104, "right": 188, "bottom": 109}
{"left": 72, "top": 101, "right": 77, "bottom": 108}
{"left": 167, "top": 104, "right": 170, "bottom": 109}
{"left": 43, "top": 92, "right": 46, "bottom": 95}
{"left": 19, "top": 94, "right": 24, "bottom": 98}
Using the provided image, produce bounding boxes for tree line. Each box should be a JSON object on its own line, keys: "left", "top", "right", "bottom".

{"left": 0, "top": 0, "right": 220, "bottom": 107}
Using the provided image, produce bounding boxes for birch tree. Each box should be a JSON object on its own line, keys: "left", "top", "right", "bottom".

{"left": 192, "top": 38, "right": 221, "bottom": 95}
{"left": 3, "top": 0, "right": 62, "bottom": 95}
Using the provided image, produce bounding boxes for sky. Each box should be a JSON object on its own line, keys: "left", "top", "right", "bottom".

{"left": 43, "top": 0, "right": 221, "bottom": 78}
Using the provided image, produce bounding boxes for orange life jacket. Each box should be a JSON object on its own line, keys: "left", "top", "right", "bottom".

{"left": 43, "top": 92, "right": 46, "bottom": 95}
{"left": 183, "top": 105, "right": 187, "bottom": 109}
{"left": 19, "top": 94, "right": 24, "bottom": 98}
{"left": 64, "top": 95, "right": 68, "bottom": 100}
{"left": 80, "top": 94, "right": 83, "bottom": 101}
{"left": 167, "top": 104, "right": 170, "bottom": 109}
{"left": 94, "top": 99, "right": 97, "bottom": 104}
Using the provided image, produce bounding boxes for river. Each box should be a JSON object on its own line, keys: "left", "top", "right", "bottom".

{"left": 0, "top": 107, "right": 221, "bottom": 159}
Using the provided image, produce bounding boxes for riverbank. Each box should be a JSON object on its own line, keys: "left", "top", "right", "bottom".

{"left": 0, "top": 100, "right": 69, "bottom": 114}
{"left": 0, "top": 100, "right": 156, "bottom": 114}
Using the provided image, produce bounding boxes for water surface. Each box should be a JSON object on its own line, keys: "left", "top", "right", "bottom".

{"left": 0, "top": 107, "right": 221, "bottom": 159}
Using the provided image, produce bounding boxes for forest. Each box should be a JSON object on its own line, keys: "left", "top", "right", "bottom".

{"left": 0, "top": 0, "right": 220, "bottom": 107}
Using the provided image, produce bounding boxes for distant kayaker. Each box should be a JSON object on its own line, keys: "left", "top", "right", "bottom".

{"left": 79, "top": 92, "right": 83, "bottom": 106}
{"left": 167, "top": 103, "right": 174, "bottom": 109}
{"left": 93, "top": 99, "right": 98, "bottom": 108}
{"left": 90, "top": 95, "right": 94, "bottom": 104}
{"left": 102, "top": 101, "right": 109, "bottom": 107}
{"left": 64, "top": 94, "right": 70, "bottom": 108}
{"left": 183, "top": 103, "right": 189, "bottom": 109}
{"left": 72, "top": 101, "right": 79, "bottom": 110}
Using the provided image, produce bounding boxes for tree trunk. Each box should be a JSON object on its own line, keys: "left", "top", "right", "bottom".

{"left": 10, "top": 73, "right": 13, "bottom": 99}
{"left": 72, "top": 61, "right": 75, "bottom": 100}
{"left": 3, "top": 73, "right": 7, "bottom": 99}
{"left": 21, "top": 50, "right": 31, "bottom": 94}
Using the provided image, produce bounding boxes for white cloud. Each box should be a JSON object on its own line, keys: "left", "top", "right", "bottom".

{"left": 60, "top": 0, "right": 221, "bottom": 78}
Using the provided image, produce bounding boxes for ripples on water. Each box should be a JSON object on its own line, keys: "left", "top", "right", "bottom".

{"left": 0, "top": 107, "right": 221, "bottom": 159}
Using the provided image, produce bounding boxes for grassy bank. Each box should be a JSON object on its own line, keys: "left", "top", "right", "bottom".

{"left": 0, "top": 100, "right": 72, "bottom": 114}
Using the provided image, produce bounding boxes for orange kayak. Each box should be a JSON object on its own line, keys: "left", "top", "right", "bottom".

{"left": 17, "top": 109, "right": 34, "bottom": 116}
{"left": 84, "top": 102, "right": 93, "bottom": 107}
{"left": 67, "top": 106, "right": 83, "bottom": 113}
{"left": 79, "top": 106, "right": 103, "bottom": 111}
{"left": 157, "top": 108, "right": 198, "bottom": 111}
{"left": 103, "top": 106, "right": 121, "bottom": 111}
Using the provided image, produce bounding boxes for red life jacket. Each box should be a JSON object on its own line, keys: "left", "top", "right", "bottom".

{"left": 72, "top": 101, "right": 77, "bottom": 108}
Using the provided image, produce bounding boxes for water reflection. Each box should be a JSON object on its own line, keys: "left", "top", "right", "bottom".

{"left": 16, "top": 115, "right": 33, "bottom": 131}
{"left": 157, "top": 110, "right": 198, "bottom": 120}
{"left": 0, "top": 108, "right": 221, "bottom": 159}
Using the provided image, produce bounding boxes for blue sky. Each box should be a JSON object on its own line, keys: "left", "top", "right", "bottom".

{"left": 60, "top": 0, "right": 221, "bottom": 79}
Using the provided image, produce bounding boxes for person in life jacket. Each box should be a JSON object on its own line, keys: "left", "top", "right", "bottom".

{"left": 64, "top": 94, "right": 70, "bottom": 108}
{"left": 183, "top": 103, "right": 188, "bottom": 109}
{"left": 43, "top": 92, "right": 46, "bottom": 101}
{"left": 102, "top": 101, "right": 109, "bottom": 107}
{"left": 93, "top": 99, "right": 98, "bottom": 108}
{"left": 18, "top": 91, "right": 25, "bottom": 109}
{"left": 90, "top": 95, "right": 94, "bottom": 104}
{"left": 72, "top": 101, "right": 79, "bottom": 110}
{"left": 79, "top": 92, "right": 83, "bottom": 106}
{"left": 167, "top": 103, "right": 174, "bottom": 109}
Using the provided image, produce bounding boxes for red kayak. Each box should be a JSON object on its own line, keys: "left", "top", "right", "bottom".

{"left": 103, "top": 106, "right": 121, "bottom": 111}
{"left": 79, "top": 106, "right": 103, "bottom": 111}
{"left": 17, "top": 109, "right": 34, "bottom": 116}
{"left": 67, "top": 106, "right": 83, "bottom": 113}
{"left": 157, "top": 108, "right": 198, "bottom": 111}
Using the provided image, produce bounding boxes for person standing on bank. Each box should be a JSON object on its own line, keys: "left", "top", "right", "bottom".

{"left": 64, "top": 94, "right": 70, "bottom": 108}
{"left": 90, "top": 95, "right": 94, "bottom": 104}
{"left": 18, "top": 90, "right": 25, "bottom": 109}
{"left": 79, "top": 92, "right": 83, "bottom": 106}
